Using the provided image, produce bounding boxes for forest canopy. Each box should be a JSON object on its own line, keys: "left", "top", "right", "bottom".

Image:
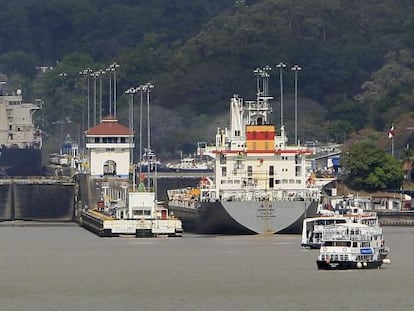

{"left": 1, "top": 0, "right": 414, "bottom": 159}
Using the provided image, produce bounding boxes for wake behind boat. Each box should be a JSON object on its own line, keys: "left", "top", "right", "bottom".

{"left": 167, "top": 68, "right": 321, "bottom": 234}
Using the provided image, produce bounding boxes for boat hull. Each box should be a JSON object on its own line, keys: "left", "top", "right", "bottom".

{"left": 0, "top": 148, "right": 42, "bottom": 176}
{"left": 316, "top": 260, "right": 383, "bottom": 270}
{"left": 169, "top": 199, "right": 318, "bottom": 235}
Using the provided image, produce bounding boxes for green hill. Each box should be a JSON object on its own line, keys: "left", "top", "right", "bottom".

{"left": 1, "top": 0, "right": 414, "bottom": 159}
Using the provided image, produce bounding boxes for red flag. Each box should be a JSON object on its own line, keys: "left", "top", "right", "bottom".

{"left": 388, "top": 125, "right": 395, "bottom": 139}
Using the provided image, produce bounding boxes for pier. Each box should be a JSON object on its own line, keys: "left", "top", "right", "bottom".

{"left": 0, "top": 177, "right": 75, "bottom": 221}
{"left": 377, "top": 211, "right": 414, "bottom": 226}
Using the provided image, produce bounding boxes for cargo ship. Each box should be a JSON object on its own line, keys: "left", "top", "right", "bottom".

{"left": 0, "top": 86, "right": 42, "bottom": 176}
{"left": 167, "top": 69, "right": 321, "bottom": 234}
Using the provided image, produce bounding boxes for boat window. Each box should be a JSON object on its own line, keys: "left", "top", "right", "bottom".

{"left": 353, "top": 242, "right": 357, "bottom": 247}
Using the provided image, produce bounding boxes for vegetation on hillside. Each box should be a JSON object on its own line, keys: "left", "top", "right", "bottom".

{"left": 1, "top": 0, "right": 414, "bottom": 160}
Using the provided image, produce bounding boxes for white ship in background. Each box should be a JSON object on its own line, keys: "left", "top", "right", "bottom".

{"left": 166, "top": 147, "right": 213, "bottom": 172}
{"left": 167, "top": 69, "right": 321, "bottom": 234}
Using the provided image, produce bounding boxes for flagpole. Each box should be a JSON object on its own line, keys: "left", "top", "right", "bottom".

{"left": 388, "top": 123, "right": 395, "bottom": 157}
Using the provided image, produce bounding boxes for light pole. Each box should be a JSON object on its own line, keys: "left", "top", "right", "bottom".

{"left": 125, "top": 87, "right": 137, "bottom": 164}
{"left": 91, "top": 71, "right": 99, "bottom": 126}
{"left": 106, "top": 66, "right": 113, "bottom": 116}
{"left": 262, "top": 65, "right": 271, "bottom": 97}
{"left": 106, "top": 63, "right": 120, "bottom": 118}
{"left": 291, "top": 64, "right": 302, "bottom": 145}
{"left": 80, "top": 68, "right": 92, "bottom": 129}
{"left": 276, "top": 62, "right": 286, "bottom": 127}
{"left": 58, "top": 72, "right": 67, "bottom": 153}
{"left": 136, "top": 85, "right": 145, "bottom": 176}
{"left": 144, "top": 83, "right": 154, "bottom": 150}
{"left": 97, "top": 69, "right": 105, "bottom": 122}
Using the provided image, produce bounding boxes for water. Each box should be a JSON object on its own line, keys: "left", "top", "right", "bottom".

{"left": 0, "top": 225, "right": 413, "bottom": 311}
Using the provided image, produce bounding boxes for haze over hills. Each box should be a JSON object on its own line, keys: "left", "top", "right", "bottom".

{"left": 1, "top": 0, "right": 414, "bottom": 159}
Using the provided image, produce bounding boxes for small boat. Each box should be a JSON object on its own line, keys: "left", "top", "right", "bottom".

{"left": 316, "top": 222, "right": 390, "bottom": 270}
{"left": 166, "top": 156, "right": 212, "bottom": 172}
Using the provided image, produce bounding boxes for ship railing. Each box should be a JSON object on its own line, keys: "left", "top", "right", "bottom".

{"left": 322, "top": 226, "right": 382, "bottom": 242}
{"left": 168, "top": 199, "right": 198, "bottom": 209}
{"left": 203, "top": 188, "right": 320, "bottom": 202}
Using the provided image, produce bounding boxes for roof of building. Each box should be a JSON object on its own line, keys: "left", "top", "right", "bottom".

{"left": 85, "top": 116, "right": 132, "bottom": 136}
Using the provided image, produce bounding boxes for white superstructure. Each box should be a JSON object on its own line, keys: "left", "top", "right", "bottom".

{"left": 0, "top": 88, "right": 42, "bottom": 149}
{"left": 85, "top": 116, "right": 134, "bottom": 177}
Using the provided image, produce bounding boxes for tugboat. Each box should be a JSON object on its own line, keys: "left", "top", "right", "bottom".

{"left": 167, "top": 68, "right": 321, "bottom": 234}
{"left": 316, "top": 222, "right": 390, "bottom": 270}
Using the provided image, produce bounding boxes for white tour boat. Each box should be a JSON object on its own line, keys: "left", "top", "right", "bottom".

{"left": 316, "top": 222, "right": 390, "bottom": 270}
{"left": 301, "top": 207, "right": 380, "bottom": 249}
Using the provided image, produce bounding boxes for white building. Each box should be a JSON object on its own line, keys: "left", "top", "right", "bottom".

{"left": 85, "top": 117, "right": 133, "bottom": 178}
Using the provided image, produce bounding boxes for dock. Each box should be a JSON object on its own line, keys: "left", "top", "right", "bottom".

{"left": 0, "top": 177, "right": 75, "bottom": 222}
{"left": 377, "top": 211, "right": 414, "bottom": 226}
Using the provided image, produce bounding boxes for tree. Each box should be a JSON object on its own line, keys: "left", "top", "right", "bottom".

{"left": 401, "top": 145, "right": 413, "bottom": 182}
{"left": 341, "top": 140, "right": 404, "bottom": 191}
{"left": 0, "top": 51, "right": 37, "bottom": 77}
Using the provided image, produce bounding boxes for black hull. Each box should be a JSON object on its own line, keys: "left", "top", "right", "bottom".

{"left": 197, "top": 201, "right": 256, "bottom": 234}
{"left": 169, "top": 200, "right": 318, "bottom": 235}
{"left": 168, "top": 168, "right": 213, "bottom": 173}
{"left": 168, "top": 201, "right": 254, "bottom": 234}
{"left": 316, "top": 260, "right": 383, "bottom": 270}
{"left": 0, "top": 148, "right": 42, "bottom": 176}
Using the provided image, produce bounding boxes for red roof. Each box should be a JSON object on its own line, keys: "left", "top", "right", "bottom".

{"left": 85, "top": 116, "right": 132, "bottom": 136}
